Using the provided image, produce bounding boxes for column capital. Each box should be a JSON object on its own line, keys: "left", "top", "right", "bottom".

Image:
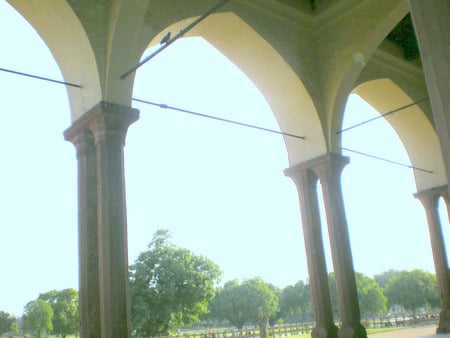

{"left": 64, "top": 101, "right": 139, "bottom": 145}
{"left": 285, "top": 153, "right": 349, "bottom": 183}
{"left": 284, "top": 166, "right": 318, "bottom": 189}
{"left": 414, "top": 185, "right": 447, "bottom": 210}
{"left": 311, "top": 153, "right": 349, "bottom": 183}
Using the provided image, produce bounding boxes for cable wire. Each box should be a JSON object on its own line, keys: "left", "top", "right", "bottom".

{"left": 0, "top": 67, "right": 81, "bottom": 88}
{"left": 342, "top": 147, "right": 433, "bottom": 173}
{"left": 120, "top": 0, "right": 231, "bottom": 79}
{"left": 0, "top": 64, "right": 435, "bottom": 174}
{"left": 132, "top": 97, "right": 306, "bottom": 140}
{"left": 336, "top": 97, "right": 429, "bottom": 134}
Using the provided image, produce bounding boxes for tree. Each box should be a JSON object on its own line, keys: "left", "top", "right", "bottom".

{"left": 241, "top": 278, "right": 279, "bottom": 338}
{"left": 22, "top": 299, "right": 53, "bottom": 338}
{"left": 374, "top": 270, "right": 401, "bottom": 288}
{"left": 0, "top": 311, "right": 16, "bottom": 335}
{"left": 209, "top": 278, "right": 278, "bottom": 337}
{"left": 384, "top": 269, "right": 439, "bottom": 318}
{"left": 279, "top": 281, "right": 312, "bottom": 323}
{"left": 129, "top": 229, "right": 222, "bottom": 337}
{"left": 328, "top": 272, "right": 387, "bottom": 319}
{"left": 209, "top": 279, "right": 249, "bottom": 329}
{"left": 355, "top": 272, "right": 387, "bottom": 318}
{"left": 39, "top": 288, "right": 79, "bottom": 337}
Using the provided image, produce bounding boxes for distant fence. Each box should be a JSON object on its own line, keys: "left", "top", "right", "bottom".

{"left": 164, "top": 324, "right": 313, "bottom": 338}
{"left": 160, "top": 314, "right": 439, "bottom": 338}
{"left": 363, "top": 313, "right": 439, "bottom": 329}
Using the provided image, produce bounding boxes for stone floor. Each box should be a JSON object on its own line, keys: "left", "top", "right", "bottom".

{"left": 367, "top": 326, "right": 450, "bottom": 338}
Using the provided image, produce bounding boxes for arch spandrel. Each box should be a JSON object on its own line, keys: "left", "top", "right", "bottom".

{"left": 354, "top": 78, "right": 446, "bottom": 191}
{"left": 147, "top": 12, "right": 327, "bottom": 166}
{"left": 6, "top": 0, "right": 101, "bottom": 121}
{"left": 324, "top": 0, "right": 409, "bottom": 153}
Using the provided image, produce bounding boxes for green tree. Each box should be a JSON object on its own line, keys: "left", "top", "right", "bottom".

{"left": 384, "top": 269, "right": 439, "bottom": 318}
{"left": 0, "top": 310, "right": 16, "bottom": 335}
{"left": 209, "top": 278, "right": 279, "bottom": 336}
{"left": 39, "top": 288, "right": 79, "bottom": 337}
{"left": 355, "top": 272, "right": 387, "bottom": 318}
{"left": 279, "top": 281, "right": 312, "bottom": 323}
{"left": 374, "top": 270, "right": 401, "bottom": 288}
{"left": 129, "top": 229, "right": 222, "bottom": 337}
{"left": 242, "top": 278, "right": 279, "bottom": 338}
{"left": 22, "top": 299, "right": 53, "bottom": 338}
{"left": 328, "top": 272, "right": 387, "bottom": 319}
{"left": 208, "top": 279, "right": 249, "bottom": 329}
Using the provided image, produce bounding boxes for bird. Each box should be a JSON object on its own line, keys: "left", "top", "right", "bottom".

{"left": 160, "top": 32, "right": 171, "bottom": 45}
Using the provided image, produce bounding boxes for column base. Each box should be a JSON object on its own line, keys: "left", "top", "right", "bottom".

{"left": 311, "top": 324, "right": 338, "bottom": 338}
{"left": 338, "top": 323, "right": 367, "bottom": 338}
{"left": 437, "top": 309, "right": 450, "bottom": 333}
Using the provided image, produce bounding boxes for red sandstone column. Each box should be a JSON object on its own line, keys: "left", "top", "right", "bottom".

{"left": 64, "top": 128, "right": 100, "bottom": 338}
{"left": 285, "top": 166, "right": 338, "bottom": 338}
{"left": 312, "top": 153, "right": 366, "bottom": 338}
{"left": 65, "top": 101, "right": 139, "bottom": 338}
{"left": 414, "top": 187, "right": 450, "bottom": 333}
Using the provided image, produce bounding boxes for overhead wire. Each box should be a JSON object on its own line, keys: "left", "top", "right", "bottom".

{"left": 120, "top": 0, "right": 231, "bottom": 79}
{"left": 132, "top": 97, "right": 305, "bottom": 140}
{"left": 342, "top": 147, "right": 433, "bottom": 173}
{"left": 0, "top": 65, "right": 434, "bottom": 173}
{"left": 336, "top": 97, "right": 429, "bottom": 134}
{"left": 0, "top": 67, "right": 81, "bottom": 88}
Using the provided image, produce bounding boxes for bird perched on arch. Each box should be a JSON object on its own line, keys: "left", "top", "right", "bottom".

{"left": 160, "top": 32, "right": 171, "bottom": 45}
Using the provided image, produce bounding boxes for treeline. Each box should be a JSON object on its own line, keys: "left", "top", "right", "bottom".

{"left": 0, "top": 230, "right": 440, "bottom": 338}
{"left": 0, "top": 289, "right": 78, "bottom": 337}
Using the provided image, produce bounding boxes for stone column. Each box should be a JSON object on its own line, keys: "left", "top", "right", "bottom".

{"left": 311, "top": 153, "right": 366, "bottom": 338}
{"left": 409, "top": 1, "right": 450, "bottom": 200}
{"left": 414, "top": 187, "right": 450, "bottom": 333}
{"left": 65, "top": 101, "right": 139, "bottom": 338}
{"left": 439, "top": 189, "right": 450, "bottom": 223}
{"left": 285, "top": 165, "right": 338, "bottom": 338}
{"left": 64, "top": 129, "right": 100, "bottom": 338}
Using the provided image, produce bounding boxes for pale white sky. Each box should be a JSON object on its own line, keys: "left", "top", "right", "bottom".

{"left": 1, "top": 1, "right": 448, "bottom": 317}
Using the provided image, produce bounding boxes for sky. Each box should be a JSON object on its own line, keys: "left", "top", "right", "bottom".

{"left": 1, "top": 0, "right": 449, "bottom": 317}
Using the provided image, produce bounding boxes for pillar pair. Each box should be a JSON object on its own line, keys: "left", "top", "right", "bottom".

{"left": 64, "top": 101, "right": 139, "bottom": 338}
{"left": 414, "top": 186, "right": 450, "bottom": 333}
{"left": 285, "top": 153, "right": 366, "bottom": 338}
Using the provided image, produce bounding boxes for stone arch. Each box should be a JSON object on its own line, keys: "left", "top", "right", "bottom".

{"left": 145, "top": 12, "right": 326, "bottom": 166}
{"left": 353, "top": 78, "right": 446, "bottom": 191}
{"left": 6, "top": 0, "right": 102, "bottom": 121}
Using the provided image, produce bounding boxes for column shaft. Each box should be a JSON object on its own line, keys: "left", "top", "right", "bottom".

{"left": 67, "top": 130, "right": 100, "bottom": 338}
{"left": 415, "top": 188, "right": 450, "bottom": 333}
{"left": 65, "top": 101, "right": 139, "bottom": 338}
{"left": 285, "top": 166, "right": 338, "bottom": 338}
{"left": 312, "top": 154, "right": 366, "bottom": 338}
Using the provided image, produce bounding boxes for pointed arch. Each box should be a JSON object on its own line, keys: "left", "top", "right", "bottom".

{"left": 6, "top": 0, "right": 101, "bottom": 121}
{"left": 353, "top": 78, "right": 446, "bottom": 191}
{"left": 146, "top": 12, "right": 326, "bottom": 165}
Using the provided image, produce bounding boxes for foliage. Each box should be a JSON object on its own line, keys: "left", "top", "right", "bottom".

{"left": 355, "top": 272, "right": 387, "bottom": 317}
{"left": 210, "top": 278, "right": 278, "bottom": 338}
{"left": 39, "top": 288, "right": 79, "bottom": 337}
{"left": 0, "top": 310, "right": 16, "bottom": 335}
{"left": 129, "top": 229, "right": 222, "bottom": 337}
{"left": 384, "top": 269, "right": 439, "bottom": 316}
{"left": 208, "top": 279, "right": 249, "bottom": 329}
{"left": 279, "top": 281, "right": 312, "bottom": 323}
{"left": 328, "top": 272, "right": 387, "bottom": 319}
{"left": 22, "top": 299, "right": 53, "bottom": 338}
{"left": 374, "top": 270, "right": 401, "bottom": 288}
{"left": 242, "top": 278, "right": 279, "bottom": 338}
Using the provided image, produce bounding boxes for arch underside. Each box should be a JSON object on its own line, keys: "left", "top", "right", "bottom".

{"left": 5, "top": 1, "right": 446, "bottom": 191}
